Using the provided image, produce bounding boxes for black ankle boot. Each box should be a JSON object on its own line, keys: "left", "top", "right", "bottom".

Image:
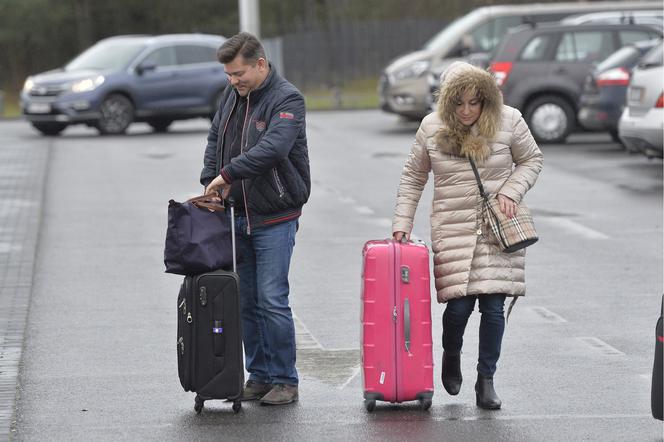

{"left": 475, "top": 373, "right": 502, "bottom": 409}
{"left": 441, "top": 351, "right": 462, "bottom": 395}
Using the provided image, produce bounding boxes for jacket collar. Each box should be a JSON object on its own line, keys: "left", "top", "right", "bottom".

{"left": 233, "top": 62, "right": 277, "bottom": 103}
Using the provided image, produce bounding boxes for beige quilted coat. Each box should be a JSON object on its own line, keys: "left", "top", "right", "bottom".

{"left": 392, "top": 62, "right": 543, "bottom": 303}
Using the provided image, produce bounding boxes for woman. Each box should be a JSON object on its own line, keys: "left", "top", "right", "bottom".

{"left": 392, "top": 61, "right": 543, "bottom": 410}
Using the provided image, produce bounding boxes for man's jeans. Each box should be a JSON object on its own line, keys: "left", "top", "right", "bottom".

{"left": 235, "top": 216, "right": 298, "bottom": 385}
{"left": 442, "top": 294, "right": 506, "bottom": 377}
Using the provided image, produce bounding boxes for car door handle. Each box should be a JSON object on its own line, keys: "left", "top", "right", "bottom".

{"left": 553, "top": 67, "right": 567, "bottom": 75}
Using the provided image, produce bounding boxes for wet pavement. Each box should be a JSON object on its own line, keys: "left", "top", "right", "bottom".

{"left": 2, "top": 113, "right": 663, "bottom": 441}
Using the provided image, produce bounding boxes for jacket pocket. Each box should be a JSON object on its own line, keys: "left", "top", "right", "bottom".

{"left": 272, "top": 168, "right": 285, "bottom": 198}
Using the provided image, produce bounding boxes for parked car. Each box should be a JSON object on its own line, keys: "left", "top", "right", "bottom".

{"left": 379, "top": 1, "right": 661, "bottom": 120}
{"left": 561, "top": 10, "right": 663, "bottom": 29}
{"left": 618, "top": 41, "right": 663, "bottom": 158}
{"left": 577, "top": 39, "right": 660, "bottom": 141}
{"left": 21, "top": 34, "right": 227, "bottom": 136}
{"left": 489, "top": 22, "right": 661, "bottom": 143}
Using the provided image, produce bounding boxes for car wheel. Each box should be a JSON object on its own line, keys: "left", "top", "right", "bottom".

{"left": 96, "top": 94, "right": 134, "bottom": 135}
{"left": 32, "top": 122, "right": 67, "bottom": 136}
{"left": 148, "top": 119, "right": 172, "bottom": 133}
{"left": 525, "top": 95, "right": 575, "bottom": 144}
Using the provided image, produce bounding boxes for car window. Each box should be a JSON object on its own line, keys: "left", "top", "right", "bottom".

{"left": 470, "top": 16, "right": 523, "bottom": 52}
{"left": 66, "top": 40, "right": 147, "bottom": 71}
{"left": 619, "top": 30, "right": 660, "bottom": 46}
{"left": 519, "top": 35, "right": 553, "bottom": 61}
{"left": 142, "top": 47, "right": 177, "bottom": 67}
{"left": 555, "top": 31, "right": 610, "bottom": 62}
{"left": 423, "top": 9, "right": 484, "bottom": 51}
{"left": 596, "top": 46, "right": 641, "bottom": 71}
{"left": 639, "top": 43, "right": 663, "bottom": 68}
{"left": 175, "top": 45, "right": 217, "bottom": 65}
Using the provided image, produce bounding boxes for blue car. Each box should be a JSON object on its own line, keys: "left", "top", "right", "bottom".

{"left": 577, "top": 38, "right": 660, "bottom": 141}
{"left": 21, "top": 34, "right": 227, "bottom": 136}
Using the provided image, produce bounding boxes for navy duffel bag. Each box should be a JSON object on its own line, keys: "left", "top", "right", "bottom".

{"left": 164, "top": 195, "right": 232, "bottom": 275}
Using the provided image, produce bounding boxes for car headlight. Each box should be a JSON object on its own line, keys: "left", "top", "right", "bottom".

{"left": 23, "top": 77, "right": 34, "bottom": 92}
{"left": 392, "top": 60, "right": 431, "bottom": 82}
{"left": 71, "top": 75, "right": 105, "bottom": 93}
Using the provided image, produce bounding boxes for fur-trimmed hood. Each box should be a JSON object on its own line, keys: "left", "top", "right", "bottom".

{"left": 435, "top": 61, "right": 503, "bottom": 163}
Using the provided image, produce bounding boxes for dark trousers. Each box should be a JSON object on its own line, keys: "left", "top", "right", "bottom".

{"left": 442, "top": 294, "right": 506, "bottom": 377}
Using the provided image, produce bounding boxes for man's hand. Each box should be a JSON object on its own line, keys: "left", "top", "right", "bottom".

{"left": 497, "top": 194, "right": 517, "bottom": 219}
{"left": 204, "top": 175, "right": 230, "bottom": 200}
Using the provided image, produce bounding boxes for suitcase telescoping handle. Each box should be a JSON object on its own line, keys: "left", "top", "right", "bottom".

{"left": 228, "top": 197, "right": 237, "bottom": 273}
{"left": 404, "top": 297, "right": 411, "bottom": 353}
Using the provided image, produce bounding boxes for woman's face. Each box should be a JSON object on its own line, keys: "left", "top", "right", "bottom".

{"left": 454, "top": 89, "right": 482, "bottom": 126}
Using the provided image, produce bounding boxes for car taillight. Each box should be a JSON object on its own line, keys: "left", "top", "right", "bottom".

{"left": 656, "top": 93, "right": 664, "bottom": 108}
{"left": 489, "top": 62, "right": 513, "bottom": 88}
{"left": 596, "top": 67, "right": 630, "bottom": 87}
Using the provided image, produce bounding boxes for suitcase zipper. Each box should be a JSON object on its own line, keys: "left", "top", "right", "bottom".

{"left": 240, "top": 93, "right": 252, "bottom": 234}
{"left": 392, "top": 241, "right": 400, "bottom": 402}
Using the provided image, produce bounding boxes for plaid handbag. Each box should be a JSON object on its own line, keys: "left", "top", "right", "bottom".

{"left": 469, "top": 159, "right": 538, "bottom": 253}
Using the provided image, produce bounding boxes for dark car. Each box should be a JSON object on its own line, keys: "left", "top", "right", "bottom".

{"left": 577, "top": 39, "right": 660, "bottom": 141}
{"left": 21, "top": 34, "right": 227, "bottom": 136}
{"left": 489, "top": 23, "right": 661, "bottom": 143}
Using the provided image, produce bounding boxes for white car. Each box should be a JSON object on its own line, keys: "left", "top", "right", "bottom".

{"left": 561, "top": 10, "right": 663, "bottom": 29}
{"left": 618, "top": 42, "right": 663, "bottom": 158}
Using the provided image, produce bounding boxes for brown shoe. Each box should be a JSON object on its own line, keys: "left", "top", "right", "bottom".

{"left": 240, "top": 380, "right": 272, "bottom": 401}
{"left": 259, "top": 384, "right": 298, "bottom": 405}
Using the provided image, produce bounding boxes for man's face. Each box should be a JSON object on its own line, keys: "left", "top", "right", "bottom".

{"left": 224, "top": 55, "right": 267, "bottom": 97}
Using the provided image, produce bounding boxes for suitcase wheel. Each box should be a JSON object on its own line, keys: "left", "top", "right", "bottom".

{"left": 194, "top": 395, "right": 204, "bottom": 414}
{"left": 232, "top": 401, "right": 242, "bottom": 413}
{"left": 419, "top": 397, "right": 432, "bottom": 411}
{"left": 364, "top": 399, "right": 376, "bottom": 412}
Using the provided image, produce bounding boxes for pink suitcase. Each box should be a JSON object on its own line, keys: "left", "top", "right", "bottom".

{"left": 361, "top": 239, "right": 434, "bottom": 411}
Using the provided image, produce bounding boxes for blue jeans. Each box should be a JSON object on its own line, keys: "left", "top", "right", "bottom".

{"left": 234, "top": 216, "right": 298, "bottom": 385}
{"left": 442, "top": 294, "right": 506, "bottom": 377}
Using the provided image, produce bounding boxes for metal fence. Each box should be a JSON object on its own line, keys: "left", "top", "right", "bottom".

{"left": 265, "top": 19, "right": 447, "bottom": 92}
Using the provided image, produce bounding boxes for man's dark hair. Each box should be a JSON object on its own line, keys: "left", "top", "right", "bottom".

{"left": 217, "top": 32, "right": 266, "bottom": 64}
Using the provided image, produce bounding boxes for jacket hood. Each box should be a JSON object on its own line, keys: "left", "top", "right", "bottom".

{"left": 435, "top": 61, "right": 503, "bottom": 163}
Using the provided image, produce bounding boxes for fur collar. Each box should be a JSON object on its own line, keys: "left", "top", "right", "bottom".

{"left": 434, "top": 62, "right": 503, "bottom": 164}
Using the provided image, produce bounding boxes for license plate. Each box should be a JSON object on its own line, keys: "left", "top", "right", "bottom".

{"left": 629, "top": 87, "right": 643, "bottom": 103}
{"left": 27, "top": 103, "right": 51, "bottom": 114}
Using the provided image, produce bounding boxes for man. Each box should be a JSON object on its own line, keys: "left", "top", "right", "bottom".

{"left": 201, "top": 32, "right": 310, "bottom": 405}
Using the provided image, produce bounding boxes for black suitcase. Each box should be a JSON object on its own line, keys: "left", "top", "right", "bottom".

{"left": 177, "top": 204, "right": 244, "bottom": 414}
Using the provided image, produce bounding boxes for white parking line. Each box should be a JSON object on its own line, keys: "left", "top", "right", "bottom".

{"left": 542, "top": 218, "right": 609, "bottom": 240}
{"left": 576, "top": 336, "right": 625, "bottom": 356}
{"left": 293, "top": 312, "right": 323, "bottom": 350}
{"left": 339, "top": 365, "right": 361, "bottom": 390}
{"left": 373, "top": 218, "right": 393, "bottom": 228}
{"left": 354, "top": 206, "right": 374, "bottom": 215}
{"left": 530, "top": 306, "right": 567, "bottom": 323}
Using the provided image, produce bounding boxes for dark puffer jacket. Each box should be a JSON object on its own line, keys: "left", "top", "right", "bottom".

{"left": 200, "top": 66, "right": 310, "bottom": 230}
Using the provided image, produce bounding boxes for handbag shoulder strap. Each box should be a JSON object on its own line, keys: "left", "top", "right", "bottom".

{"left": 468, "top": 159, "right": 489, "bottom": 200}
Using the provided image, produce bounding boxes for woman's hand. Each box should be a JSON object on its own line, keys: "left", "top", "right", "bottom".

{"left": 393, "top": 231, "right": 410, "bottom": 242}
{"left": 497, "top": 194, "right": 517, "bottom": 218}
